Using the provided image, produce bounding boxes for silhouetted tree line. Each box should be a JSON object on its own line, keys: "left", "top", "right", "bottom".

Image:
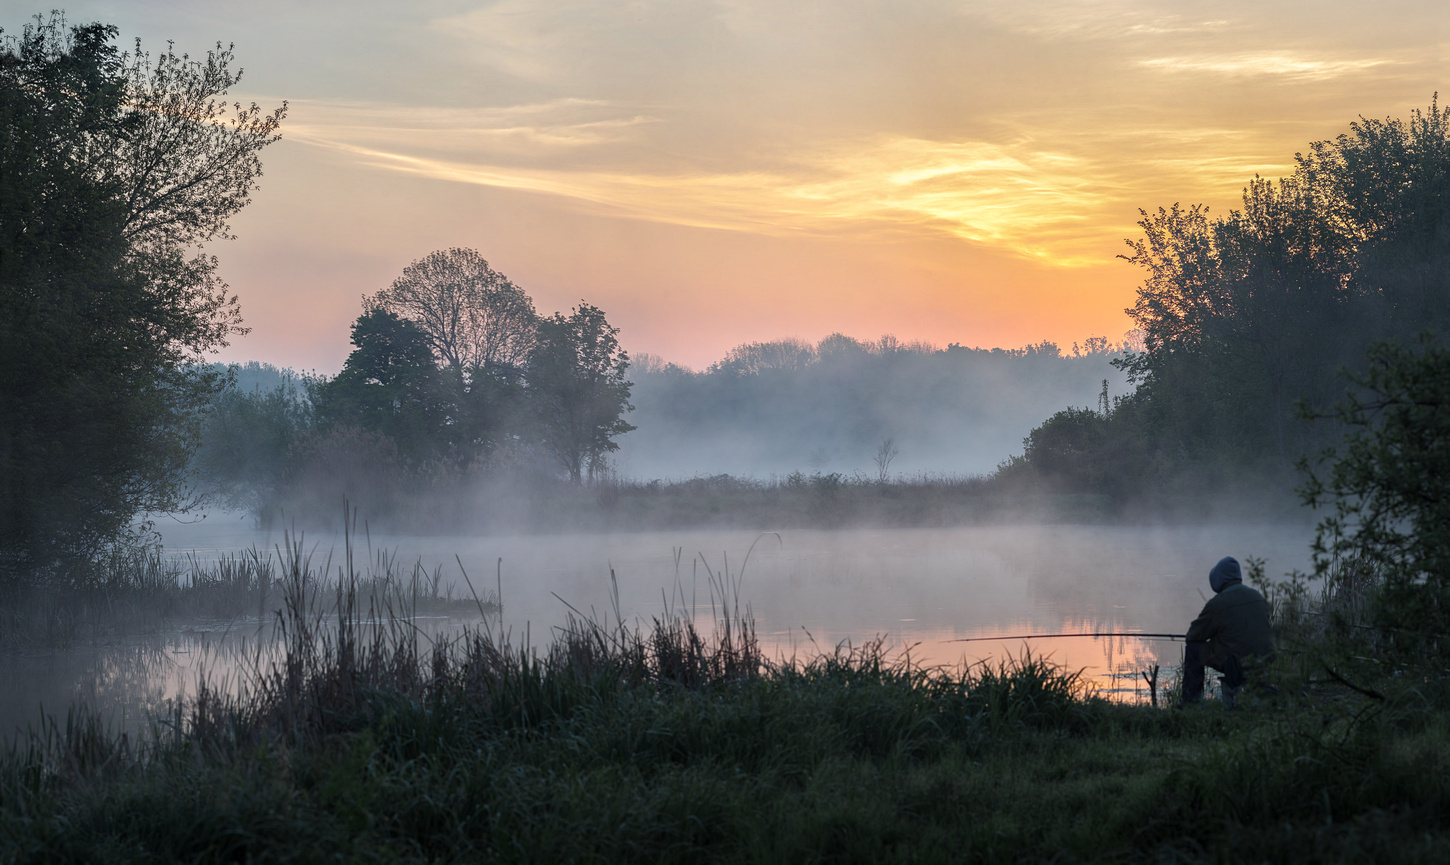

{"left": 191, "top": 249, "right": 635, "bottom": 520}
{"left": 1005, "top": 97, "right": 1450, "bottom": 502}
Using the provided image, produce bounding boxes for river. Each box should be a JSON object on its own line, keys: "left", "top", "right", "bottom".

{"left": 1, "top": 520, "right": 1316, "bottom": 736}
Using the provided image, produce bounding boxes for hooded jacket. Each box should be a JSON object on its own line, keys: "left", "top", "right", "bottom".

{"left": 1186, "top": 557, "right": 1275, "bottom": 661}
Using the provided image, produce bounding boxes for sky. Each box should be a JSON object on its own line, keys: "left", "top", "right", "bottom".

{"left": 5, "top": 1, "right": 1445, "bottom": 372}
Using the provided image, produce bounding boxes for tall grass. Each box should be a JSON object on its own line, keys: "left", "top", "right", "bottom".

{"left": 0, "top": 540, "right": 1103, "bottom": 850}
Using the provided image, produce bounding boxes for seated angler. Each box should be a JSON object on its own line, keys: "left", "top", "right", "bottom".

{"left": 1181, "top": 556, "right": 1275, "bottom": 708}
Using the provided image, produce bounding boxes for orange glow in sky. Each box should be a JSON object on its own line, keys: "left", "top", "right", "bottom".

{"left": 27, "top": 0, "right": 1447, "bottom": 371}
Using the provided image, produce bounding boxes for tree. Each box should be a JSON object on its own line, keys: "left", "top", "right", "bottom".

{"left": 0, "top": 15, "right": 284, "bottom": 575}
{"left": 1302, "top": 95, "right": 1450, "bottom": 339}
{"left": 310, "top": 310, "right": 449, "bottom": 464}
{"left": 1300, "top": 336, "right": 1450, "bottom": 640}
{"left": 366, "top": 248, "right": 537, "bottom": 468}
{"left": 709, "top": 338, "right": 816, "bottom": 376}
{"left": 369, "top": 248, "right": 538, "bottom": 379}
{"left": 527, "top": 303, "right": 635, "bottom": 482}
{"left": 1109, "top": 97, "right": 1450, "bottom": 492}
{"left": 873, "top": 437, "right": 898, "bottom": 482}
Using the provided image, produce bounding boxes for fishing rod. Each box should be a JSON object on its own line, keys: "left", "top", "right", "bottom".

{"left": 947, "top": 631, "right": 1184, "bottom": 643}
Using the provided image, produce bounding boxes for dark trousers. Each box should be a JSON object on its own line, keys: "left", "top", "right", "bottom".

{"left": 1182, "top": 641, "right": 1245, "bottom": 704}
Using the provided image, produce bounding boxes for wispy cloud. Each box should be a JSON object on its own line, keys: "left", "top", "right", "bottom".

{"left": 956, "top": 0, "right": 1235, "bottom": 41}
{"left": 283, "top": 99, "right": 661, "bottom": 161}
{"left": 782, "top": 140, "right": 1123, "bottom": 265}
{"left": 1138, "top": 53, "right": 1392, "bottom": 79}
{"left": 289, "top": 114, "right": 1130, "bottom": 266}
{"left": 257, "top": 2, "right": 1431, "bottom": 275}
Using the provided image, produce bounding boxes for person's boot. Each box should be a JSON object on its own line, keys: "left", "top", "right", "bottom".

{"left": 1220, "top": 654, "right": 1245, "bottom": 710}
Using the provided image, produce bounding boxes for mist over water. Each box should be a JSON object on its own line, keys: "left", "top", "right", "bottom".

{"left": 1, "top": 517, "right": 1316, "bottom": 737}
{"left": 616, "top": 342, "right": 1132, "bottom": 479}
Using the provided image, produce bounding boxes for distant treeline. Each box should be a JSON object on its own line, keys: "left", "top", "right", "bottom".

{"left": 619, "top": 335, "right": 1129, "bottom": 479}
{"left": 192, "top": 331, "right": 1130, "bottom": 527}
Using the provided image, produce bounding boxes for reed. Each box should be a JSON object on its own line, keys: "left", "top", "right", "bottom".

{"left": 0, "top": 532, "right": 486, "bottom": 650}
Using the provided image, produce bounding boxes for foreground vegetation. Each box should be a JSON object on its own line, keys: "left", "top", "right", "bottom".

{"left": 2, "top": 543, "right": 1447, "bottom": 863}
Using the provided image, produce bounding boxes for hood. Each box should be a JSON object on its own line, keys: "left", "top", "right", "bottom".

{"left": 1209, "top": 556, "right": 1242, "bottom": 593}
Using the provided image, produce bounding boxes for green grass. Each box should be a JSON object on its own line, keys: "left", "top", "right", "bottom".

{"left": 3, "top": 545, "right": 1449, "bottom": 862}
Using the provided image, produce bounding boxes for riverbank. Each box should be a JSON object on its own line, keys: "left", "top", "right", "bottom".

{"left": 259, "top": 471, "right": 1309, "bottom": 536}
{"left": 2, "top": 561, "right": 1446, "bottom": 863}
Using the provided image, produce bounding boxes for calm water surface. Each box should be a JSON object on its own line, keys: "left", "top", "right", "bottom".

{"left": 2, "top": 520, "right": 1315, "bottom": 736}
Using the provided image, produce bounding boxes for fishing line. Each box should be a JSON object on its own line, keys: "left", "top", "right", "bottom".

{"left": 947, "top": 632, "right": 1184, "bottom": 643}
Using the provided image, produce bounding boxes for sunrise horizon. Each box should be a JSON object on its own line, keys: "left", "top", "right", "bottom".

{"left": 14, "top": 0, "right": 1442, "bottom": 373}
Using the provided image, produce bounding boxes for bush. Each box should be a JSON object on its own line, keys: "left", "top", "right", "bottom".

{"left": 1301, "top": 335, "right": 1450, "bottom": 643}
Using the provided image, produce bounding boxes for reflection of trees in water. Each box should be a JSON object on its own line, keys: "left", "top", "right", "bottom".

{"left": 0, "top": 632, "right": 274, "bottom": 738}
{"left": 0, "top": 643, "right": 181, "bottom": 738}
{"left": 80, "top": 641, "right": 180, "bottom": 724}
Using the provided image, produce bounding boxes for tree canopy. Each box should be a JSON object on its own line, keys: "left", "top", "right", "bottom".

{"left": 310, "top": 309, "right": 449, "bottom": 465}
{"left": 1301, "top": 336, "right": 1450, "bottom": 639}
{"left": 261, "top": 270, "right": 633, "bottom": 500}
{"left": 1121, "top": 98, "right": 1450, "bottom": 467}
{"left": 369, "top": 247, "right": 538, "bottom": 379}
{"left": 1010, "top": 97, "right": 1450, "bottom": 501}
{"left": 0, "top": 14, "right": 284, "bottom": 575}
{"left": 527, "top": 303, "right": 635, "bottom": 483}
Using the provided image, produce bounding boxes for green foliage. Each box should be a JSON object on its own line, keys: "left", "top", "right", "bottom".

{"left": 1300, "top": 336, "right": 1450, "bottom": 640}
{"left": 1015, "top": 406, "right": 1113, "bottom": 493}
{"left": 357, "top": 248, "right": 537, "bottom": 471}
{"left": 204, "top": 296, "right": 636, "bottom": 519}
{"left": 528, "top": 302, "right": 635, "bottom": 483}
{"left": 309, "top": 305, "right": 527, "bottom": 475}
{"left": 1011, "top": 96, "right": 1450, "bottom": 501}
{"left": 0, "top": 14, "right": 283, "bottom": 575}
{"left": 311, "top": 309, "right": 450, "bottom": 463}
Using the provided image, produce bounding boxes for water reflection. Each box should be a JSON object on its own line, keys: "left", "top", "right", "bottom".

{"left": 2, "top": 522, "right": 1314, "bottom": 736}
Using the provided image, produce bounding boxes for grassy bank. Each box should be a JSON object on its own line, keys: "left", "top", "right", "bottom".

{"left": 2, "top": 552, "right": 1447, "bottom": 862}
{"left": 270, "top": 471, "right": 1307, "bottom": 535}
